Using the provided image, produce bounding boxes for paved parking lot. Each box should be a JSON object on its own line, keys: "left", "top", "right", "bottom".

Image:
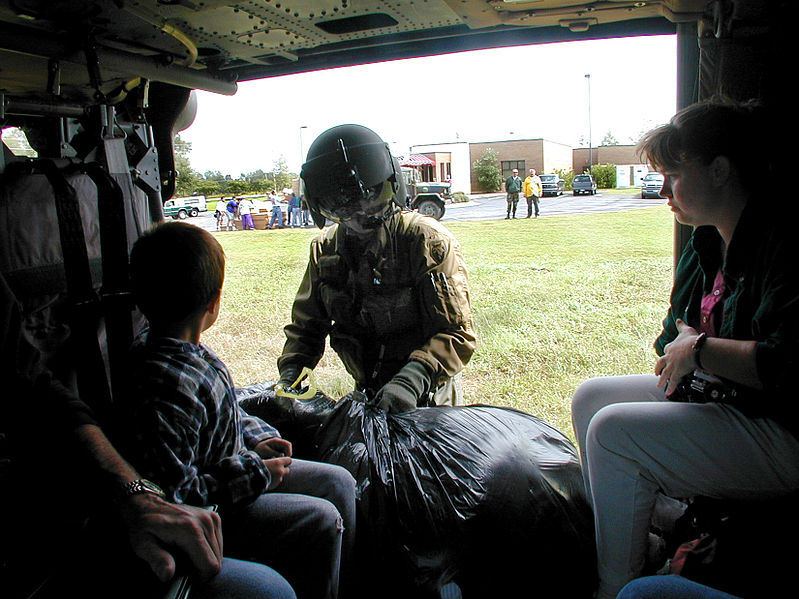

{"left": 188, "top": 192, "right": 667, "bottom": 232}
{"left": 441, "top": 192, "right": 667, "bottom": 222}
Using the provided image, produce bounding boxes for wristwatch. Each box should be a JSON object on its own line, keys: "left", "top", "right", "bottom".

{"left": 692, "top": 332, "right": 708, "bottom": 370}
{"left": 121, "top": 478, "right": 166, "bottom": 499}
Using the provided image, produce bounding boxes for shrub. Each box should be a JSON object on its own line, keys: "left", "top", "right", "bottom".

{"left": 590, "top": 164, "right": 617, "bottom": 189}
{"left": 452, "top": 191, "right": 470, "bottom": 203}
{"left": 473, "top": 148, "right": 502, "bottom": 192}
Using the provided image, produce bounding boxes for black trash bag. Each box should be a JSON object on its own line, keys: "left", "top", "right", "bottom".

{"left": 238, "top": 384, "right": 596, "bottom": 599}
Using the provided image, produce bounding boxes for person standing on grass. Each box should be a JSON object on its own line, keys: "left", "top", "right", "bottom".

{"left": 238, "top": 196, "right": 255, "bottom": 230}
{"left": 523, "top": 168, "right": 542, "bottom": 218}
{"left": 570, "top": 98, "right": 799, "bottom": 599}
{"left": 269, "top": 195, "right": 283, "bottom": 229}
{"left": 505, "top": 168, "right": 522, "bottom": 219}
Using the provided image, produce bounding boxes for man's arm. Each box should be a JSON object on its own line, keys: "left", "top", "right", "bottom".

{"left": 75, "top": 424, "right": 223, "bottom": 582}
{"left": 375, "top": 223, "right": 477, "bottom": 412}
{"left": 278, "top": 240, "right": 332, "bottom": 381}
{"left": 2, "top": 274, "right": 222, "bottom": 583}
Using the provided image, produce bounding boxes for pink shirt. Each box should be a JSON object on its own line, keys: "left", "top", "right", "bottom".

{"left": 699, "top": 269, "right": 726, "bottom": 336}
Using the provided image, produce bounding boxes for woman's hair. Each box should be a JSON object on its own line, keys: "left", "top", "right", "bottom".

{"left": 638, "top": 97, "right": 767, "bottom": 193}
{"left": 130, "top": 221, "right": 225, "bottom": 326}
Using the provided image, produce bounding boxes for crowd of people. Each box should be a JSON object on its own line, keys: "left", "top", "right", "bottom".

{"left": 5, "top": 99, "right": 794, "bottom": 599}
{"left": 214, "top": 191, "right": 312, "bottom": 231}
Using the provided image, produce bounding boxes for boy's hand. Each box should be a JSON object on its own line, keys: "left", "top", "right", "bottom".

{"left": 254, "top": 437, "right": 293, "bottom": 458}
{"left": 263, "top": 456, "right": 292, "bottom": 491}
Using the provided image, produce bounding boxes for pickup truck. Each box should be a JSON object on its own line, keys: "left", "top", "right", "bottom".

{"left": 641, "top": 172, "right": 665, "bottom": 199}
{"left": 572, "top": 174, "right": 597, "bottom": 196}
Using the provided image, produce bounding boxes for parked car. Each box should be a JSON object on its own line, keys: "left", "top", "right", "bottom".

{"left": 641, "top": 172, "right": 665, "bottom": 199}
{"left": 572, "top": 174, "right": 597, "bottom": 196}
{"left": 540, "top": 174, "right": 565, "bottom": 196}
{"left": 163, "top": 199, "right": 198, "bottom": 219}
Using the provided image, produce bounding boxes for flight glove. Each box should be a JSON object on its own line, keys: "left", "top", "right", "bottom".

{"left": 374, "top": 361, "right": 432, "bottom": 414}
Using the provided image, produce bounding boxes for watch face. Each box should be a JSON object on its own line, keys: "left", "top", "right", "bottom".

{"left": 124, "top": 479, "right": 165, "bottom": 498}
{"left": 141, "top": 480, "right": 163, "bottom": 494}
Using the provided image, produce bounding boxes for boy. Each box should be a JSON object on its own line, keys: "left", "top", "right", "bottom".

{"left": 120, "top": 221, "right": 356, "bottom": 599}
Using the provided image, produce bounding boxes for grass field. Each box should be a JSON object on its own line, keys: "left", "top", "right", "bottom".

{"left": 204, "top": 204, "right": 675, "bottom": 440}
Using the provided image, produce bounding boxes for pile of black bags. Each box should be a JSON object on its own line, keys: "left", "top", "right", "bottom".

{"left": 238, "top": 385, "right": 596, "bottom": 598}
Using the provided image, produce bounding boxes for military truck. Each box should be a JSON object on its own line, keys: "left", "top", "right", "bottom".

{"left": 401, "top": 167, "right": 450, "bottom": 220}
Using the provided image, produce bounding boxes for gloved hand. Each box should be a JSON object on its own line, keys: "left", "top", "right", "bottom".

{"left": 278, "top": 364, "right": 301, "bottom": 390}
{"left": 374, "top": 361, "right": 432, "bottom": 414}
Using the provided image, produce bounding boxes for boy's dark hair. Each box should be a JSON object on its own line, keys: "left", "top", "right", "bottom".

{"left": 638, "top": 97, "right": 767, "bottom": 195}
{"left": 130, "top": 221, "right": 225, "bottom": 326}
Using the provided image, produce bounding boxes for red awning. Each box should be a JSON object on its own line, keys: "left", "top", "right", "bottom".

{"left": 400, "top": 154, "right": 435, "bottom": 167}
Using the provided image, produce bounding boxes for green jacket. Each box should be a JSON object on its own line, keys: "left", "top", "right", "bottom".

{"left": 279, "top": 211, "right": 476, "bottom": 394}
{"left": 655, "top": 202, "right": 799, "bottom": 430}
{"left": 506, "top": 175, "right": 523, "bottom": 194}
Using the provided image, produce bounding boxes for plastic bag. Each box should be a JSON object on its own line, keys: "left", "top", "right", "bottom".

{"left": 238, "top": 384, "right": 596, "bottom": 598}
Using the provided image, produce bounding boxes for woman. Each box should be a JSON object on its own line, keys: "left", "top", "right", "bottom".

{"left": 571, "top": 98, "right": 799, "bottom": 599}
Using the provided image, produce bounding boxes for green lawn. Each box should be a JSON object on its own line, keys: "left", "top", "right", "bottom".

{"left": 204, "top": 205, "right": 675, "bottom": 439}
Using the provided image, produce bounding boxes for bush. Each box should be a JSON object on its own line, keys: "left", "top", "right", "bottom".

{"left": 590, "top": 164, "right": 617, "bottom": 189}
{"left": 556, "top": 168, "right": 576, "bottom": 191}
{"left": 452, "top": 191, "right": 470, "bottom": 203}
{"left": 473, "top": 148, "right": 502, "bottom": 192}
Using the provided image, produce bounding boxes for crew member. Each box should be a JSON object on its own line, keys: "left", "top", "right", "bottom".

{"left": 278, "top": 124, "right": 476, "bottom": 413}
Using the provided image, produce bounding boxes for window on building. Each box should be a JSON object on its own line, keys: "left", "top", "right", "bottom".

{"left": 501, "top": 160, "right": 525, "bottom": 180}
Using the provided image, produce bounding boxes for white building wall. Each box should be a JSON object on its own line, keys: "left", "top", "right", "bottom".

{"left": 542, "top": 140, "right": 573, "bottom": 174}
{"left": 410, "top": 141, "right": 472, "bottom": 195}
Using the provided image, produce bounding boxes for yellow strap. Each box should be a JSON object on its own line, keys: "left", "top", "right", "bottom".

{"left": 274, "top": 366, "right": 317, "bottom": 399}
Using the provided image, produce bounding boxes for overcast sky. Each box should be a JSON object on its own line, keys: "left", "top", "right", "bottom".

{"left": 182, "top": 34, "right": 677, "bottom": 178}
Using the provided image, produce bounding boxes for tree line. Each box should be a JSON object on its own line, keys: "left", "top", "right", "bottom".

{"left": 174, "top": 135, "right": 297, "bottom": 198}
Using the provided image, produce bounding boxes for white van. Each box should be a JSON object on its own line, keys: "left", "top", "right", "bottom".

{"left": 173, "top": 195, "right": 207, "bottom": 213}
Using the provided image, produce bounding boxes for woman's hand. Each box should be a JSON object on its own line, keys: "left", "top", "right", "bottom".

{"left": 655, "top": 319, "right": 700, "bottom": 397}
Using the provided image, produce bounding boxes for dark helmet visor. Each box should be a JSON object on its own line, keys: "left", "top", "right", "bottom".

{"left": 301, "top": 138, "right": 395, "bottom": 220}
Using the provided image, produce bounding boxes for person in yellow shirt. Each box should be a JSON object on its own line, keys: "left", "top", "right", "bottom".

{"left": 523, "top": 168, "right": 543, "bottom": 218}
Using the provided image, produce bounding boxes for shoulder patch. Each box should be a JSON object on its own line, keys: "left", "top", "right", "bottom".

{"left": 429, "top": 239, "right": 447, "bottom": 264}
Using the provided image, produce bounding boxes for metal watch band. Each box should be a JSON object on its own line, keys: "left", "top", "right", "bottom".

{"left": 122, "top": 478, "right": 166, "bottom": 499}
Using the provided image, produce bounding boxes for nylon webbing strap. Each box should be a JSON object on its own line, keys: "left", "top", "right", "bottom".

{"left": 36, "top": 159, "right": 113, "bottom": 416}
{"left": 79, "top": 163, "right": 134, "bottom": 400}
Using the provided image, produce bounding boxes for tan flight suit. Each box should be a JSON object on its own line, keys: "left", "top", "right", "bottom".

{"left": 279, "top": 211, "right": 476, "bottom": 406}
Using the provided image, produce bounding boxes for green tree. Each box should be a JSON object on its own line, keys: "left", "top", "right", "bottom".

{"left": 174, "top": 134, "right": 201, "bottom": 197}
{"left": 270, "top": 155, "right": 295, "bottom": 191}
{"left": 203, "top": 170, "right": 226, "bottom": 181}
{"left": 195, "top": 180, "right": 221, "bottom": 197}
{"left": 601, "top": 131, "right": 619, "bottom": 146}
{"left": 473, "top": 148, "right": 502, "bottom": 192}
{"left": 221, "top": 180, "right": 250, "bottom": 196}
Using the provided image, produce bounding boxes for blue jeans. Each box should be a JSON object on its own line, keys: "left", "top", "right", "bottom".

{"left": 194, "top": 558, "right": 296, "bottom": 599}
{"left": 224, "top": 459, "right": 357, "bottom": 599}
{"left": 270, "top": 207, "right": 283, "bottom": 228}
{"left": 617, "top": 576, "right": 742, "bottom": 599}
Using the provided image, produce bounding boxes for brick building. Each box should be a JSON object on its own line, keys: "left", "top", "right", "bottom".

{"left": 408, "top": 139, "right": 647, "bottom": 194}
{"left": 468, "top": 138, "right": 573, "bottom": 193}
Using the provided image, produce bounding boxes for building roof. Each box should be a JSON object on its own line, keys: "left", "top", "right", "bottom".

{"left": 400, "top": 154, "right": 435, "bottom": 167}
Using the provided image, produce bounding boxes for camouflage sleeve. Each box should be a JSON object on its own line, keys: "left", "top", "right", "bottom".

{"left": 277, "top": 237, "right": 332, "bottom": 374}
{"left": 410, "top": 222, "right": 477, "bottom": 383}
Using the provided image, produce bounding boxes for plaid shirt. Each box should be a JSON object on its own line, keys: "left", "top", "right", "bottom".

{"left": 121, "top": 333, "right": 278, "bottom": 508}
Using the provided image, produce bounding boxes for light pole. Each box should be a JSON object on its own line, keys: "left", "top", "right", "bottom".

{"left": 584, "top": 74, "right": 593, "bottom": 173}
